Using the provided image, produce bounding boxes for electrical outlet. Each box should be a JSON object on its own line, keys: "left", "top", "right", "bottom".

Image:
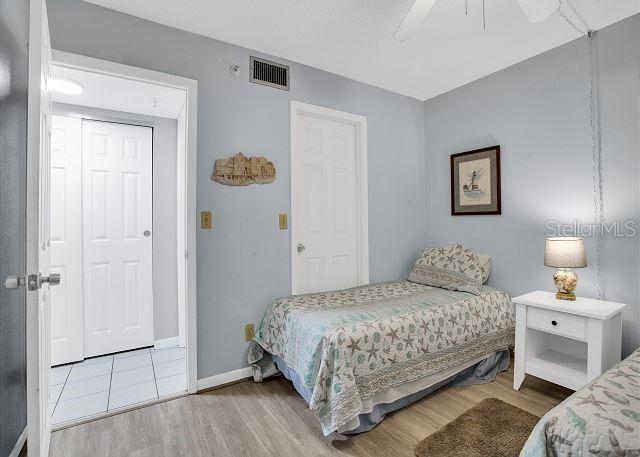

{"left": 279, "top": 213, "right": 288, "bottom": 230}
{"left": 201, "top": 211, "right": 212, "bottom": 229}
{"left": 245, "top": 323, "right": 255, "bottom": 341}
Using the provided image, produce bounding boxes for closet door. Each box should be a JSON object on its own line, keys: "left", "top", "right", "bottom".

{"left": 291, "top": 106, "right": 361, "bottom": 294}
{"left": 50, "top": 115, "right": 84, "bottom": 365}
{"left": 82, "top": 120, "right": 154, "bottom": 357}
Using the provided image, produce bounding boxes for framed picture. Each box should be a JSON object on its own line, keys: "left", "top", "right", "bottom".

{"left": 450, "top": 145, "right": 501, "bottom": 215}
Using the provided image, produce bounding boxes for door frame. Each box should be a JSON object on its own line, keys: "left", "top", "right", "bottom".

{"left": 289, "top": 101, "right": 369, "bottom": 295}
{"left": 50, "top": 50, "right": 199, "bottom": 395}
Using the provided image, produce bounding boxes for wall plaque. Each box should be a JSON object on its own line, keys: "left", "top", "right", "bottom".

{"left": 211, "top": 153, "right": 276, "bottom": 186}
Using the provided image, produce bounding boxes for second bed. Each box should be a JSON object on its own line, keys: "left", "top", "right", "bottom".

{"left": 249, "top": 279, "right": 515, "bottom": 435}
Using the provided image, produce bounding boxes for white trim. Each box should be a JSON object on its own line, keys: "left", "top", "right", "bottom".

{"left": 197, "top": 367, "right": 253, "bottom": 391}
{"left": 51, "top": 50, "right": 199, "bottom": 395}
{"left": 8, "top": 427, "right": 27, "bottom": 457}
{"left": 289, "top": 101, "right": 369, "bottom": 295}
{"left": 176, "top": 103, "right": 187, "bottom": 349}
{"left": 154, "top": 336, "right": 180, "bottom": 349}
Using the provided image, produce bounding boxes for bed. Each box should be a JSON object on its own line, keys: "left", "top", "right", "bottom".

{"left": 248, "top": 255, "right": 515, "bottom": 436}
{"left": 520, "top": 347, "right": 640, "bottom": 456}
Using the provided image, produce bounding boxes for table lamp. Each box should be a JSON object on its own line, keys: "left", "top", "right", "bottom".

{"left": 544, "top": 237, "right": 587, "bottom": 301}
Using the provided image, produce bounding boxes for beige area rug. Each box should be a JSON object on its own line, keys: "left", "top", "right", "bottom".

{"left": 415, "top": 398, "right": 540, "bottom": 457}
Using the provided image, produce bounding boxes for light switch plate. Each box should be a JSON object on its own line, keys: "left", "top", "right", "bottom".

{"left": 201, "top": 211, "right": 212, "bottom": 229}
{"left": 279, "top": 213, "right": 288, "bottom": 230}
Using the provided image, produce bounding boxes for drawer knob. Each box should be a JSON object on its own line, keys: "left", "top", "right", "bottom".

{"left": 551, "top": 320, "right": 558, "bottom": 326}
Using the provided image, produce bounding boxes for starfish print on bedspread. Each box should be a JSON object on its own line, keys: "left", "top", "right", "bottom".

{"left": 403, "top": 334, "right": 415, "bottom": 349}
{"left": 386, "top": 328, "right": 399, "bottom": 344}
{"left": 366, "top": 343, "right": 379, "bottom": 361}
{"left": 575, "top": 393, "right": 610, "bottom": 411}
{"left": 346, "top": 337, "right": 361, "bottom": 356}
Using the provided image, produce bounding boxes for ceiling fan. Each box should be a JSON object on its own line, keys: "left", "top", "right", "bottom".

{"left": 394, "top": 0, "right": 561, "bottom": 41}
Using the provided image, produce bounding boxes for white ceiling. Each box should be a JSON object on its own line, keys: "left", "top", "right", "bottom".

{"left": 81, "top": 0, "right": 639, "bottom": 101}
{"left": 52, "top": 66, "right": 186, "bottom": 118}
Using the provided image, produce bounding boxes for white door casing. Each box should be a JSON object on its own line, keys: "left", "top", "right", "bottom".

{"left": 50, "top": 115, "right": 84, "bottom": 365}
{"left": 290, "top": 102, "right": 369, "bottom": 295}
{"left": 26, "top": 0, "right": 52, "bottom": 454}
{"left": 51, "top": 51, "right": 199, "bottom": 393}
{"left": 82, "top": 120, "right": 154, "bottom": 357}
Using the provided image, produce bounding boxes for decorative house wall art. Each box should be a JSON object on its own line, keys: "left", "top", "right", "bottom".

{"left": 450, "top": 145, "right": 501, "bottom": 215}
{"left": 211, "top": 153, "right": 276, "bottom": 186}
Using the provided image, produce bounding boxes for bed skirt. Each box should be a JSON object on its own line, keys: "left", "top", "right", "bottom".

{"left": 273, "top": 349, "right": 510, "bottom": 434}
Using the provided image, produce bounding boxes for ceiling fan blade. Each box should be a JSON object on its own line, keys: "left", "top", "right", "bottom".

{"left": 514, "top": 0, "right": 560, "bottom": 22}
{"left": 394, "top": 0, "right": 438, "bottom": 42}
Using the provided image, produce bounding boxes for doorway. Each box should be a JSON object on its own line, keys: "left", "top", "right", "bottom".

{"left": 46, "top": 52, "right": 198, "bottom": 428}
{"left": 290, "top": 101, "right": 369, "bottom": 295}
{"left": 51, "top": 118, "right": 154, "bottom": 364}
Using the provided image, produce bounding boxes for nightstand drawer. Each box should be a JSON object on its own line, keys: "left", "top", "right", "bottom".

{"left": 527, "top": 307, "right": 587, "bottom": 340}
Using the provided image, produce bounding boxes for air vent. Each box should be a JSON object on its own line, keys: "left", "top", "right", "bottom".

{"left": 250, "top": 56, "right": 290, "bottom": 91}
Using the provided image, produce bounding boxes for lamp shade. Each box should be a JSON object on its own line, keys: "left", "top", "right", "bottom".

{"left": 544, "top": 237, "right": 587, "bottom": 268}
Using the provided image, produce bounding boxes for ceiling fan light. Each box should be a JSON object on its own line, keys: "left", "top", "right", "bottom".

{"left": 515, "top": 0, "right": 560, "bottom": 23}
{"left": 394, "top": 0, "right": 438, "bottom": 42}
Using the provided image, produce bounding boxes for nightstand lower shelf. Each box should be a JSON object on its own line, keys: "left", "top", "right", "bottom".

{"left": 525, "top": 349, "right": 587, "bottom": 391}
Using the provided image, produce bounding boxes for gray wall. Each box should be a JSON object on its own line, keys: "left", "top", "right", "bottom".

{"left": 0, "top": 0, "right": 28, "bottom": 453}
{"left": 47, "top": 0, "right": 427, "bottom": 377}
{"left": 53, "top": 103, "right": 180, "bottom": 341}
{"left": 423, "top": 15, "right": 640, "bottom": 356}
{"left": 151, "top": 116, "right": 179, "bottom": 341}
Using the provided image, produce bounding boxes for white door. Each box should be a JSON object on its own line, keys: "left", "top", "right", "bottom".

{"left": 82, "top": 120, "right": 154, "bottom": 357}
{"left": 26, "top": 0, "right": 53, "bottom": 455}
{"left": 50, "top": 116, "right": 84, "bottom": 365}
{"left": 291, "top": 103, "right": 367, "bottom": 295}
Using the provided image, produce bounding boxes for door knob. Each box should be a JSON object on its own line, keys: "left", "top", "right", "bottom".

{"left": 41, "top": 273, "right": 61, "bottom": 286}
{"left": 4, "top": 275, "right": 25, "bottom": 290}
{"left": 144, "top": 230, "right": 151, "bottom": 237}
{"left": 297, "top": 243, "right": 306, "bottom": 253}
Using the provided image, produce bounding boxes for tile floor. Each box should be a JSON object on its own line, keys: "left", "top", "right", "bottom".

{"left": 50, "top": 346, "right": 187, "bottom": 425}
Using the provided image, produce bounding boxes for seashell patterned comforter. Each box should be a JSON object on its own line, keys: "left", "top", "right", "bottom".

{"left": 248, "top": 280, "right": 515, "bottom": 435}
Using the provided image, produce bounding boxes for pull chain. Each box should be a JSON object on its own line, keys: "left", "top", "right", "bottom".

{"left": 558, "top": 0, "right": 603, "bottom": 300}
{"left": 482, "top": 0, "right": 486, "bottom": 30}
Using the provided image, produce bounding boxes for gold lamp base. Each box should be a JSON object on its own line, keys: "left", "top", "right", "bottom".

{"left": 553, "top": 268, "right": 578, "bottom": 301}
{"left": 555, "top": 292, "right": 576, "bottom": 301}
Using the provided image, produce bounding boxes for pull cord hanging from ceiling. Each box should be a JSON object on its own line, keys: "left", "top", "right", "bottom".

{"left": 558, "top": 0, "right": 604, "bottom": 300}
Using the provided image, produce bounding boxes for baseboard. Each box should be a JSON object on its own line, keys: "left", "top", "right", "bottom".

{"left": 154, "top": 336, "right": 180, "bottom": 349}
{"left": 197, "top": 367, "right": 253, "bottom": 392}
{"left": 8, "top": 427, "right": 27, "bottom": 457}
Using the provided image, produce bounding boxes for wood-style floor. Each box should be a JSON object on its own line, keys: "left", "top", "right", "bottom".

{"left": 50, "top": 362, "right": 571, "bottom": 457}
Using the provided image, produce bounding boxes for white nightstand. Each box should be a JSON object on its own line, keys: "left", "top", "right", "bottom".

{"left": 513, "top": 291, "right": 625, "bottom": 391}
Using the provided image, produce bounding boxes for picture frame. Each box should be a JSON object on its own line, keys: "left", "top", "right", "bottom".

{"left": 450, "top": 145, "right": 501, "bottom": 215}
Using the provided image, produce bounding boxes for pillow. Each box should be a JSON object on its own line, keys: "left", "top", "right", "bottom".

{"left": 407, "top": 243, "right": 483, "bottom": 295}
{"left": 476, "top": 253, "right": 491, "bottom": 284}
